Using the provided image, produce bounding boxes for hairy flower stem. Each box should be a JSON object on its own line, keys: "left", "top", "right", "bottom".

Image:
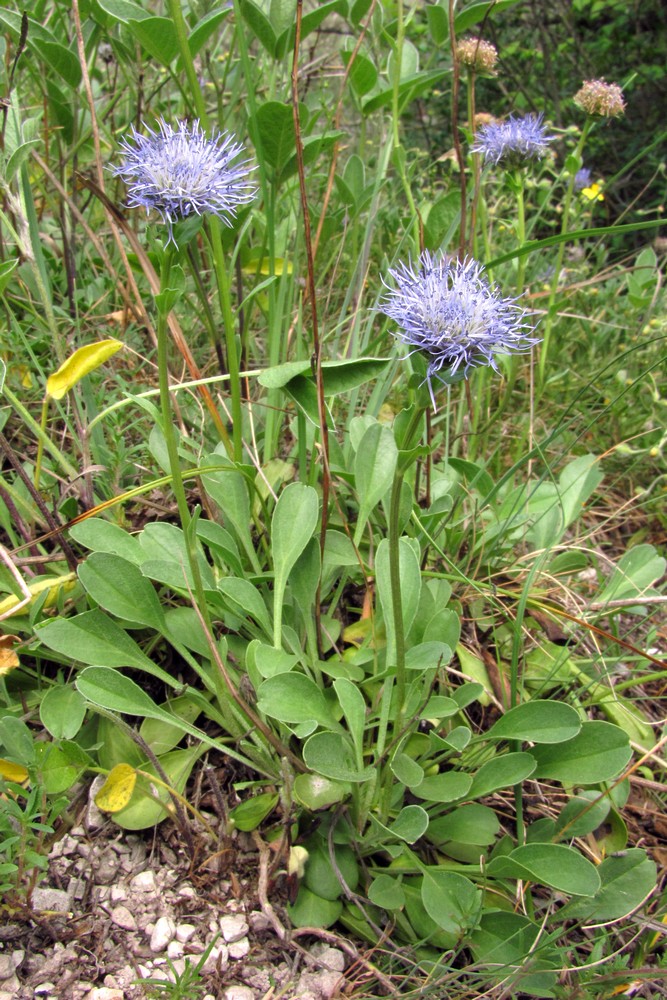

{"left": 540, "top": 119, "right": 592, "bottom": 386}
{"left": 388, "top": 406, "right": 425, "bottom": 741}
{"left": 208, "top": 222, "right": 244, "bottom": 461}
{"left": 156, "top": 252, "right": 212, "bottom": 633}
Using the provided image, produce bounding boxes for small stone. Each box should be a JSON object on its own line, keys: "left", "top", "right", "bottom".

{"left": 168, "top": 959, "right": 187, "bottom": 979}
{"left": 131, "top": 871, "right": 157, "bottom": 893}
{"left": 83, "top": 989, "right": 125, "bottom": 1000}
{"left": 175, "top": 923, "right": 197, "bottom": 943}
{"left": 34, "top": 983, "right": 56, "bottom": 996}
{"left": 150, "top": 916, "right": 176, "bottom": 953}
{"left": 219, "top": 913, "right": 249, "bottom": 943}
{"left": 167, "top": 941, "right": 184, "bottom": 960}
{"left": 85, "top": 776, "right": 108, "bottom": 832}
{"left": 223, "top": 987, "right": 255, "bottom": 1000}
{"left": 31, "top": 888, "right": 70, "bottom": 913}
{"left": 311, "top": 945, "right": 346, "bottom": 973}
{"left": 177, "top": 884, "right": 195, "bottom": 898}
{"left": 95, "top": 850, "right": 121, "bottom": 884}
{"left": 0, "top": 991, "right": 17, "bottom": 1000}
{"left": 0, "top": 984, "right": 18, "bottom": 999}
{"left": 111, "top": 905, "right": 137, "bottom": 931}
{"left": 109, "top": 886, "right": 127, "bottom": 903}
{"left": 228, "top": 937, "right": 250, "bottom": 960}
{"left": 0, "top": 955, "right": 16, "bottom": 980}
{"left": 248, "top": 911, "right": 271, "bottom": 933}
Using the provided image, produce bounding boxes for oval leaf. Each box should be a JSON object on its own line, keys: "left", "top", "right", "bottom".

{"left": 487, "top": 700, "right": 581, "bottom": 744}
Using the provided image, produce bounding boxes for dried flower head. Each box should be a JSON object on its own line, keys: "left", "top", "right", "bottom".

{"left": 472, "top": 113, "right": 554, "bottom": 168}
{"left": 114, "top": 118, "right": 256, "bottom": 246}
{"left": 381, "top": 252, "right": 539, "bottom": 405}
{"left": 573, "top": 79, "right": 625, "bottom": 118}
{"left": 456, "top": 37, "right": 498, "bottom": 74}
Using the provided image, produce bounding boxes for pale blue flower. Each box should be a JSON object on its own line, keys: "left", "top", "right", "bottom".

{"left": 114, "top": 118, "right": 256, "bottom": 245}
{"left": 574, "top": 167, "right": 592, "bottom": 191}
{"left": 381, "top": 252, "right": 539, "bottom": 405}
{"left": 472, "top": 113, "right": 554, "bottom": 168}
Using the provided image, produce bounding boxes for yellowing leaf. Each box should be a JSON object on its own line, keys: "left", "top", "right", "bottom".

{"left": 0, "top": 573, "right": 77, "bottom": 619}
{"left": 95, "top": 763, "right": 137, "bottom": 813}
{"left": 0, "top": 758, "right": 29, "bottom": 783}
{"left": 46, "top": 339, "right": 123, "bottom": 400}
{"left": 241, "top": 256, "right": 293, "bottom": 276}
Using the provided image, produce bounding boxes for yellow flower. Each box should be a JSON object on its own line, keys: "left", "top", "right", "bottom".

{"left": 581, "top": 182, "right": 604, "bottom": 202}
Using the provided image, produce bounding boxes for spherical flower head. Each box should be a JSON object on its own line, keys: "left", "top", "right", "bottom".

{"left": 573, "top": 79, "right": 625, "bottom": 118}
{"left": 113, "top": 118, "right": 257, "bottom": 246}
{"left": 456, "top": 37, "right": 498, "bottom": 75}
{"left": 471, "top": 113, "right": 554, "bottom": 168}
{"left": 381, "top": 252, "right": 540, "bottom": 407}
{"left": 573, "top": 167, "right": 592, "bottom": 191}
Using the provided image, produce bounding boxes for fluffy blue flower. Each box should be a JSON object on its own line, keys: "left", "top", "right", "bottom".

{"left": 472, "top": 113, "right": 554, "bottom": 168}
{"left": 573, "top": 167, "right": 592, "bottom": 191}
{"left": 381, "top": 252, "right": 539, "bottom": 405}
{"left": 114, "top": 118, "right": 256, "bottom": 245}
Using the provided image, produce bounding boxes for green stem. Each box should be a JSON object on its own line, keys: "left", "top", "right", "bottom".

{"left": 539, "top": 119, "right": 592, "bottom": 386}
{"left": 165, "top": 0, "right": 208, "bottom": 125}
{"left": 207, "top": 221, "right": 244, "bottom": 462}
{"left": 156, "top": 251, "right": 212, "bottom": 635}
{"left": 388, "top": 405, "right": 425, "bottom": 738}
{"left": 4, "top": 385, "right": 77, "bottom": 480}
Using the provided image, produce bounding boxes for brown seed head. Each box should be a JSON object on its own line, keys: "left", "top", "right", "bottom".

{"left": 456, "top": 37, "right": 498, "bottom": 75}
{"left": 573, "top": 79, "right": 625, "bottom": 118}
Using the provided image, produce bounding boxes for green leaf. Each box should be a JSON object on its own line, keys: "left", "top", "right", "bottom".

{"left": 0, "top": 258, "right": 19, "bottom": 295}
{"left": 555, "top": 792, "right": 611, "bottom": 840}
{"left": 78, "top": 552, "right": 166, "bottom": 631}
{"left": 31, "top": 38, "right": 82, "bottom": 89}
{"left": 304, "top": 840, "right": 359, "bottom": 900}
{"left": 468, "top": 752, "right": 537, "bottom": 798}
{"left": 0, "top": 716, "right": 36, "bottom": 767}
{"left": 428, "top": 804, "right": 500, "bottom": 848}
{"left": 139, "top": 694, "right": 203, "bottom": 756}
{"left": 229, "top": 792, "right": 279, "bottom": 832}
{"left": 362, "top": 70, "right": 448, "bottom": 115}
{"left": 113, "top": 746, "right": 204, "bottom": 830}
{"left": 390, "top": 752, "right": 424, "bottom": 788}
{"left": 375, "top": 538, "right": 422, "bottom": 664}
{"left": 37, "top": 740, "right": 90, "bottom": 795}
{"left": 303, "top": 732, "right": 375, "bottom": 783}
{"left": 218, "top": 577, "right": 272, "bottom": 637}
{"left": 239, "top": 0, "right": 278, "bottom": 56}
{"left": 368, "top": 874, "right": 405, "bottom": 909}
{"left": 94, "top": 0, "right": 151, "bottom": 22}
{"left": 531, "top": 721, "right": 632, "bottom": 784}
{"left": 342, "top": 49, "right": 378, "bottom": 98}
{"left": 288, "top": 886, "right": 342, "bottom": 929}
{"left": 187, "top": 7, "right": 231, "bottom": 60}
{"left": 271, "top": 483, "right": 319, "bottom": 645}
{"left": 35, "top": 610, "right": 177, "bottom": 687}
{"left": 373, "top": 805, "right": 429, "bottom": 844}
{"left": 70, "top": 517, "right": 143, "bottom": 564}
{"left": 421, "top": 870, "right": 482, "bottom": 934}
{"left": 353, "top": 423, "right": 398, "bottom": 545}
{"left": 486, "top": 700, "right": 581, "bottom": 744}
{"left": 595, "top": 544, "right": 666, "bottom": 606}
{"left": 424, "top": 191, "right": 460, "bottom": 250}
{"left": 487, "top": 844, "right": 601, "bottom": 895}
{"left": 256, "top": 673, "right": 333, "bottom": 727}
{"left": 39, "top": 684, "right": 86, "bottom": 740}
{"left": 248, "top": 101, "right": 295, "bottom": 171}
{"left": 293, "top": 773, "right": 351, "bottom": 810}
{"left": 563, "top": 849, "right": 656, "bottom": 921}
{"left": 333, "top": 678, "right": 366, "bottom": 759}
{"left": 413, "top": 772, "right": 473, "bottom": 803}
{"left": 127, "top": 16, "right": 179, "bottom": 65}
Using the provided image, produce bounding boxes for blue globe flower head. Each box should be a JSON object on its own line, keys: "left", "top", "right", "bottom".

{"left": 472, "top": 112, "right": 554, "bottom": 168}
{"left": 381, "top": 252, "right": 539, "bottom": 407}
{"left": 114, "top": 118, "right": 257, "bottom": 246}
{"left": 574, "top": 167, "right": 592, "bottom": 191}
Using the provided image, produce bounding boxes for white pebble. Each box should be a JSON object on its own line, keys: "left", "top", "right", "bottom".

{"left": 150, "top": 916, "right": 176, "bottom": 953}
{"left": 219, "top": 913, "right": 249, "bottom": 943}
{"left": 228, "top": 937, "right": 250, "bottom": 960}
{"left": 167, "top": 941, "right": 184, "bottom": 960}
{"left": 130, "top": 871, "right": 157, "bottom": 893}
{"left": 223, "top": 988, "right": 255, "bottom": 1000}
{"left": 110, "top": 905, "right": 137, "bottom": 931}
{"left": 176, "top": 923, "right": 197, "bottom": 943}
